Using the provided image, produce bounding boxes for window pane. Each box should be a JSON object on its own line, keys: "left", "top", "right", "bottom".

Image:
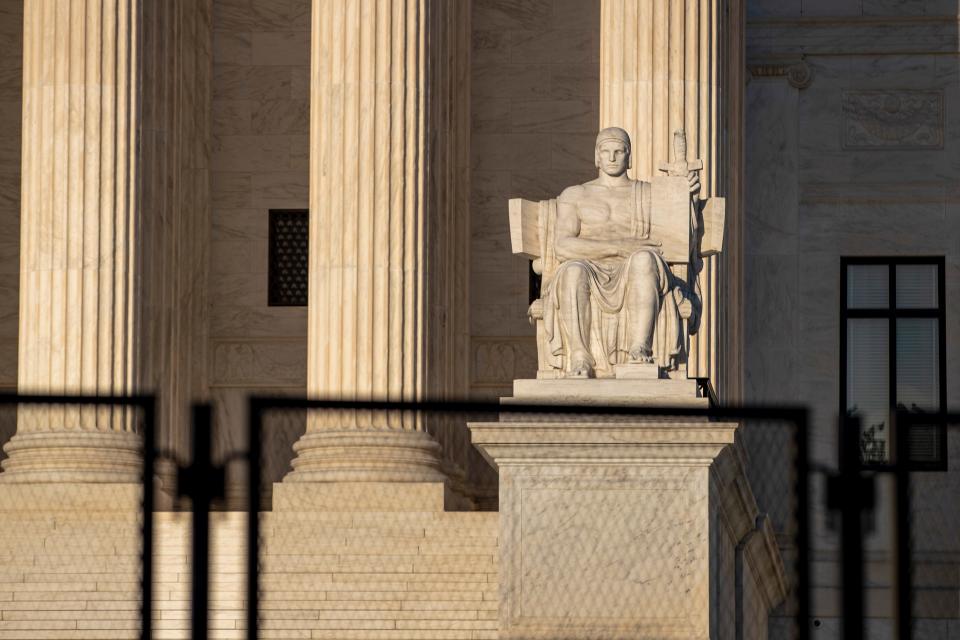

{"left": 847, "top": 265, "right": 889, "bottom": 309}
{"left": 907, "top": 423, "right": 942, "bottom": 464}
{"left": 896, "top": 319, "right": 939, "bottom": 413}
{"left": 847, "top": 319, "right": 889, "bottom": 462}
{"left": 896, "top": 264, "right": 938, "bottom": 309}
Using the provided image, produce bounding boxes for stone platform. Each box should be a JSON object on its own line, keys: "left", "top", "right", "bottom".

{"left": 469, "top": 379, "right": 786, "bottom": 640}
{"left": 502, "top": 377, "right": 708, "bottom": 408}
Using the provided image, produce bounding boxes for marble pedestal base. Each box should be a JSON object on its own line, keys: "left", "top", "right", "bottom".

{"left": 0, "top": 431, "right": 142, "bottom": 483}
{"left": 502, "top": 377, "right": 708, "bottom": 408}
{"left": 284, "top": 429, "right": 447, "bottom": 483}
{"left": 468, "top": 414, "right": 787, "bottom": 640}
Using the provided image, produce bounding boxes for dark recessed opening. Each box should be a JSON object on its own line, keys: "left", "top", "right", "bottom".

{"left": 268, "top": 209, "right": 309, "bottom": 307}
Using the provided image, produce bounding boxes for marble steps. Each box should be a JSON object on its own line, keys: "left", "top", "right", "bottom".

{"left": 0, "top": 507, "right": 499, "bottom": 639}
{"left": 255, "top": 509, "right": 497, "bottom": 638}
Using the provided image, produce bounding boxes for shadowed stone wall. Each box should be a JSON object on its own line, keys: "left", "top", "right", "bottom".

{"left": 469, "top": 0, "right": 601, "bottom": 400}
{"left": 209, "top": 0, "right": 311, "bottom": 488}
{"left": 745, "top": 2, "right": 960, "bottom": 635}
{"left": 0, "top": 0, "right": 21, "bottom": 394}
{"left": 0, "top": 0, "right": 20, "bottom": 459}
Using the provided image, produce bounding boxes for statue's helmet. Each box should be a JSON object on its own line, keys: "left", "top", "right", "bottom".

{"left": 594, "top": 126, "right": 632, "bottom": 170}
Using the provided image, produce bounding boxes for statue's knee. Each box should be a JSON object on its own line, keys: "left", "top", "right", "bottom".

{"left": 629, "top": 252, "right": 657, "bottom": 276}
{"left": 559, "top": 264, "right": 590, "bottom": 292}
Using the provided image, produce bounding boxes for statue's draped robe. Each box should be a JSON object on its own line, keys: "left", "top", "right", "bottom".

{"left": 541, "top": 181, "right": 683, "bottom": 375}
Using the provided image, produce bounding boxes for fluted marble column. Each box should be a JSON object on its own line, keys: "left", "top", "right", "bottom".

{"left": 1, "top": 0, "right": 144, "bottom": 482}
{"left": 287, "top": 0, "right": 469, "bottom": 483}
{"left": 600, "top": 0, "right": 744, "bottom": 400}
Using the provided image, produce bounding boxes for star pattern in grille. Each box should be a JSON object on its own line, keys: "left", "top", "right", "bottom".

{"left": 268, "top": 210, "right": 309, "bottom": 307}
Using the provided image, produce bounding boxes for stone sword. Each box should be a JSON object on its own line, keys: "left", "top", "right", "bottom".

{"left": 658, "top": 128, "right": 703, "bottom": 177}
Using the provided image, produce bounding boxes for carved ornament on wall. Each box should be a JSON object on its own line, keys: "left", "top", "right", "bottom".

{"left": 747, "top": 60, "right": 813, "bottom": 90}
{"left": 472, "top": 338, "right": 538, "bottom": 386}
{"left": 842, "top": 91, "right": 943, "bottom": 150}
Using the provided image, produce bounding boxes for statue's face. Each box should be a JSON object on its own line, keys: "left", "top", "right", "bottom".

{"left": 596, "top": 140, "right": 630, "bottom": 177}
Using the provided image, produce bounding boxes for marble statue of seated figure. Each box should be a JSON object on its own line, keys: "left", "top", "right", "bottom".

{"left": 542, "top": 126, "right": 700, "bottom": 378}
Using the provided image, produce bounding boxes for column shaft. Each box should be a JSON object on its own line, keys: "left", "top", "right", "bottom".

{"left": 3, "top": 0, "right": 143, "bottom": 482}
{"left": 288, "top": 0, "right": 468, "bottom": 483}
{"left": 600, "top": 0, "right": 743, "bottom": 398}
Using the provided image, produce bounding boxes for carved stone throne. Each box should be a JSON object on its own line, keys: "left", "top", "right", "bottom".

{"left": 508, "top": 169, "right": 725, "bottom": 388}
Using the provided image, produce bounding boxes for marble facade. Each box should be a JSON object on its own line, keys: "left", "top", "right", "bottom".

{"left": 745, "top": 4, "right": 960, "bottom": 636}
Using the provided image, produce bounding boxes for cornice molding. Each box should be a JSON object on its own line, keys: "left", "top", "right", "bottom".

{"left": 747, "top": 15, "right": 959, "bottom": 57}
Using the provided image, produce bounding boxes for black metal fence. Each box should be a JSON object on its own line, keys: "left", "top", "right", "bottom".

{"left": 0, "top": 394, "right": 956, "bottom": 639}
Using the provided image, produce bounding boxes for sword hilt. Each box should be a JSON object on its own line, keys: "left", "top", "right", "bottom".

{"left": 673, "top": 129, "right": 687, "bottom": 167}
{"left": 658, "top": 128, "right": 703, "bottom": 176}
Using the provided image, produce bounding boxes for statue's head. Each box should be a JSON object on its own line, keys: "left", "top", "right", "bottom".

{"left": 594, "top": 127, "right": 632, "bottom": 177}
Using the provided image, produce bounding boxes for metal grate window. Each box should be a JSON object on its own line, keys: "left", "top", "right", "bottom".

{"left": 841, "top": 257, "right": 947, "bottom": 470}
{"left": 268, "top": 210, "right": 309, "bottom": 307}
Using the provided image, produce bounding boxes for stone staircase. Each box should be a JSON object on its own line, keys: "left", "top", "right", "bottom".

{"left": 0, "top": 484, "right": 499, "bottom": 639}
{"left": 257, "top": 509, "right": 498, "bottom": 639}
{"left": 0, "top": 487, "right": 147, "bottom": 639}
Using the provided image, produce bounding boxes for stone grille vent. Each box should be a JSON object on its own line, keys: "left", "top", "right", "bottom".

{"left": 268, "top": 209, "right": 309, "bottom": 306}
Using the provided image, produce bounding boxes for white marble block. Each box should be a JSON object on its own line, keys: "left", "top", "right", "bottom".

{"left": 614, "top": 362, "right": 661, "bottom": 379}
{"left": 468, "top": 416, "right": 787, "bottom": 640}
{"left": 503, "top": 377, "right": 706, "bottom": 408}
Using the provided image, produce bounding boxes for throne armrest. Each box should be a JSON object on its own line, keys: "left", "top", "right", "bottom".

{"left": 508, "top": 198, "right": 543, "bottom": 262}
{"left": 701, "top": 197, "right": 725, "bottom": 256}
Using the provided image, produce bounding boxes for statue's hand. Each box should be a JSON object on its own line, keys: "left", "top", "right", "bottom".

{"left": 687, "top": 169, "right": 701, "bottom": 197}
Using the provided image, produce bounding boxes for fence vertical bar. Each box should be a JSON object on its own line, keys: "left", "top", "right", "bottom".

{"left": 190, "top": 405, "right": 214, "bottom": 640}
{"left": 894, "top": 410, "right": 913, "bottom": 640}
{"left": 840, "top": 414, "right": 865, "bottom": 640}
{"left": 141, "top": 398, "right": 156, "bottom": 640}
{"left": 796, "top": 411, "right": 811, "bottom": 640}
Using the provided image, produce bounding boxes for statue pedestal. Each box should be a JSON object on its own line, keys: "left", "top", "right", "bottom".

{"left": 468, "top": 385, "right": 786, "bottom": 640}
{"left": 503, "top": 377, "right": 708, "bottom": 408}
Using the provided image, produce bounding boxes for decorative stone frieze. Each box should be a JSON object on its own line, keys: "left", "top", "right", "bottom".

{"left": 842, "top": 90, "right": 943, "bottom": 150}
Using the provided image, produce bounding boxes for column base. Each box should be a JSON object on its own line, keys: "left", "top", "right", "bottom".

{"left": 284, "top": 429, "right": 448, "bottom": 483}
{"left": 0, "top": 431, "right": 142, "bottom": 483}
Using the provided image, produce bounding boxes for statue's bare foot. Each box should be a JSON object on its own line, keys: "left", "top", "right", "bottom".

{"left": 568, "top": 352, "right": 594, "bottom": 379}
{"left": 628, "top": 345, "right": 654, "bottom": 364}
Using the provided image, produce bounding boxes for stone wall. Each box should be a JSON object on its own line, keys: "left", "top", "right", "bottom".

{"left": 0, "top": 0, "right": 19, "bottom": 459}
{"left": 0, "top": 0, "right": 20, "bottom": 392}
{"left": 744, "top": 4, "right": 960, "bottom": 635}
{"left": 469, "top": 0, "right": 601, "bottom": 399}
{"left": 209, "top": 0, "right": 312, "bottom": 483}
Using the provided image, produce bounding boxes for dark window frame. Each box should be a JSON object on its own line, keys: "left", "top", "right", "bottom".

{"left": 267, "top": 209, "right": 309, "bottom": 307}
{"left": 840, "top": 256, "right": 947, "bottom": 471}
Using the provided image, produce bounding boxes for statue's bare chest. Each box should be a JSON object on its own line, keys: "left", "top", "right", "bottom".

{"left": 574, "top": 186, "right": 635, "bottom": 236}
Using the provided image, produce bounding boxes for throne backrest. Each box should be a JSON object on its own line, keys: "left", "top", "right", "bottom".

{"left": 509, "top": 175, "right": 722, "bottom": 284}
